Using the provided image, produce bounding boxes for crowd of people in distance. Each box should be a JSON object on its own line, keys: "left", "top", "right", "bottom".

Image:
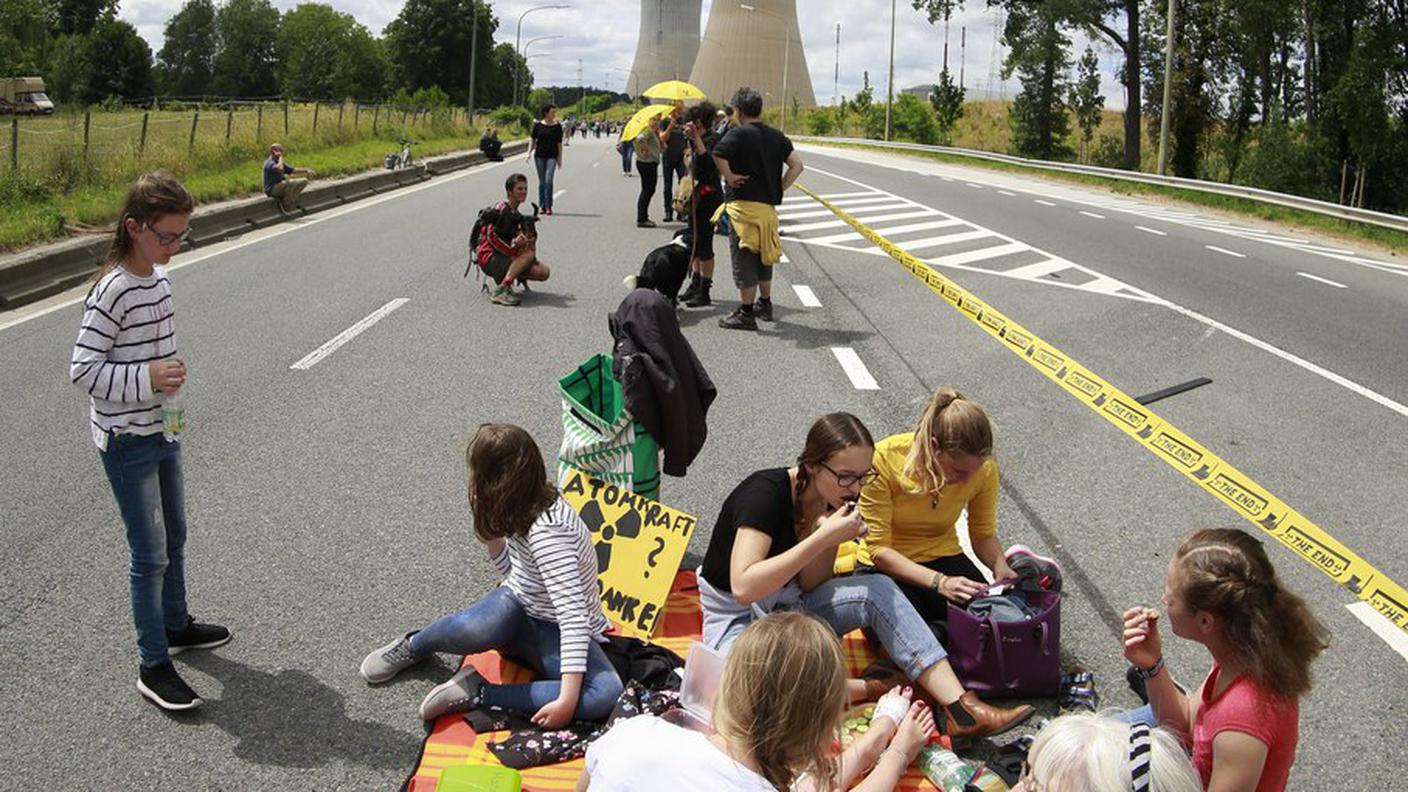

{"left": 70, "top": 79, "right": 1332, "bottom": 792}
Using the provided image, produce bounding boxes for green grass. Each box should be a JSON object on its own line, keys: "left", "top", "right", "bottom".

{"left": 0, "top": 102, "right": 516, "bottom": 253}
{"left": 805, "top": 139, "right": 1408, "bottom": 254}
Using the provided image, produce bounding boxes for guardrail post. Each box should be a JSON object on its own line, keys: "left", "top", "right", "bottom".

{"left": 138, "top": 111, "right": 149, "bottom": 155}
{"left": 188, "top": 110, "right": 199, "bottom": 153}
{"left": 312, "top": 102, "right": 320, "bottom": 135}
{"left": 283, "top": 101, "right": 289, "bottom": 135}
{"left": 354, "top": 104, "right": 360, "bottom": 130}
{"left": 337, "top": 102, "right": 344, "bottom": 129}
{"left": 373, "top": 105, "right": 380, "bottom": 134}
{"left": 256, "top": 104, "right": 263, "bottom": 141}
{"left": 9, "top": 118, "right": 16, "bottom": 171}
{"left": 82, "top": 109, "right": 91, "bottom": 164}
{"left": 225, "top": 105, "right": 233, "bottom": 143}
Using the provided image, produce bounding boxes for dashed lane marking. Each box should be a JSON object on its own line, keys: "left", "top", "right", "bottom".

{"left": 1206, "top": 245, "right": 1245, "bottom": 258}
{"left": 1080, "top": 211, "right": 1106, "bottom": 219}
{"left": 290, "top": 298, "right": 408, "bottom": 370}
{"left": 1298, "top": 272, "right": 1348, "bottom": 289}
{"left": 831, "top": 347, "right": 879, "bottom": 390}
{"left": 793, "top": 285, "right": 822, "bottom": 307}
{"left": 998, "top": 190, "right": 1016, "bottom": 196}
{"left": 1136, "top": 225, "right": 1167, "bottom": 236}
{"left": 1035, "top": 199, "right": 1057, "bottom": 207}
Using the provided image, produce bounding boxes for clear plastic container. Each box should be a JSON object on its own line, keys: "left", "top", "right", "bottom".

{"left": 161, "top": 387, "right": 185, "bottom": 441}
{"left": 918, "top": 743, "right": 976, "bottom": 791}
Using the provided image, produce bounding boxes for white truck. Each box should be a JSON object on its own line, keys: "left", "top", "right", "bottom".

{"left": 1, "top": 77, "right": 56, "bottom": 115}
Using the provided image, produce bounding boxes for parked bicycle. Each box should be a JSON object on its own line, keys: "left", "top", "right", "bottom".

{"left": 384, "top": 137, "right": 414, "bottom": 170}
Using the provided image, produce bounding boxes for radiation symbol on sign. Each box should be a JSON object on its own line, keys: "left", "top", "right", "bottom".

{"left": 578, "top": 499, "right": 642, "bottom": 575}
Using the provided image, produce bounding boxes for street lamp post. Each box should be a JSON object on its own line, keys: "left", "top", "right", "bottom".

{"left": 885, "top": 0, "right": 895, "bottom": 141}
{"left": 1157, "top": 0, "right": 1178, "bottom": 175}
{"left": 740, "top": 3, "right": 791, "bottom": 133}
{"left": 517, "top": 34, "right": 563, "bottom": 108}
{"left": 514, "top": 5, "right": 571, "bottom": 107}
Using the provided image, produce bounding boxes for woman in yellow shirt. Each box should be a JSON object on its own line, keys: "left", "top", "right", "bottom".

{"left": 858, "top": 388, "right": 1018, "bottom": 625}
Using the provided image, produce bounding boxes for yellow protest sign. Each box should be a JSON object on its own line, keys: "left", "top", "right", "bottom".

{"left": 561, "top": 468, "right": 698, "bottom": 638}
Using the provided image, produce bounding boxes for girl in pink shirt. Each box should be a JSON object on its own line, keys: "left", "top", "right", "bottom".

{"left": 1122, "top": 528, "right": 1330, "bottom": 792}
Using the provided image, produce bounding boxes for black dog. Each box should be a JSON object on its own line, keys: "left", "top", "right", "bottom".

{"left": 626, "top": 229, "right": 693, "bottom": 306}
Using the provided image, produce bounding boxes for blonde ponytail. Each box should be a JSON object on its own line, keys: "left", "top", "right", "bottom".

{"left": 902, "top": 388, "right": 993, "bottom": 495}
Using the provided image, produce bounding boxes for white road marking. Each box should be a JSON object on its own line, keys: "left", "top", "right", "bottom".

{"left": 553, "top": 189, "right": 566, "bottom": 198}
{"left": 900, "top": 230, "right": 994, "bottom": 251}
{"left": 1000, "top": 259, "right": 1073, "bottom": 279}
{"left": 1297, "top": 272, "right": 1348, "bottom": 289}
{"left": 793, "top": 284, "right": 822, "bottom": 307}
{"left": 802, "top": 164, "right": 1408, "bottom": 420}
{"left": 1080, "top": 211, "right": 1106, "bottom": 219}
{"left": 966, "top": 183, "right": 983, "bottom": 189}
{"left": 0, "top": 161, "right": 500, "bottom": 334}
{"left": 778, "top": 252, "right": 790, "bottom": 264}
{"left": 1034, "top": 199, "right": 1057, "bottom": 207}
{"left": 1347, "top": 602, "right": 1408, "bottom": 663}
{"left": 591, "top": 161, "right": 599, "bottom": 168}
{"left": 831, "top": 347, "right": 879, "bottom": 390}
{"left": 290, "top": 298, "right": 408, "bottom": 370}
{"left": 936, "top": 242, "right": 1029, "bottom": 265}
{"left": 780, "top": 202, "right": 910, "bottom": 221}
{"left": 998, "top": 190, "right": 1017, "bottom": 196}
{"left": 1206, "top": 245, "right": 1245, "bottom": 258}
{"left": 1136, "top": 225, "right": 1167, "bottom": 236}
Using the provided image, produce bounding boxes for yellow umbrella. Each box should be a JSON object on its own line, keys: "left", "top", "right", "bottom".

{"left": 620, "top": 104, "right": 675, "bottom": 142}
{"left": 642, "top": 80, "right": 707, "bottom": 102}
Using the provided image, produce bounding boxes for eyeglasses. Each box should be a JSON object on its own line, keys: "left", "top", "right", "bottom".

{"left": 144, "top": 223, "right": 190, "bottom": 247}
{"left": 818, "top": 461, "right": 879, "bottom": 488}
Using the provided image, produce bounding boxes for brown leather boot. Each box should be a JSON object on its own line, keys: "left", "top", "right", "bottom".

{"left": 943, "top": 691, "right": 1036, "bottom": 741}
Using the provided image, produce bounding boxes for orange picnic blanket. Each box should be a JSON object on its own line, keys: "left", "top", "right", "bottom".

{"left": 404, "top": 570, "right": 938, "bottom": 791}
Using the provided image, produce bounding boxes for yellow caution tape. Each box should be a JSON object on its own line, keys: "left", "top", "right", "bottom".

{"left": 798, "top": 184, "right": 1408, "bottom": 635}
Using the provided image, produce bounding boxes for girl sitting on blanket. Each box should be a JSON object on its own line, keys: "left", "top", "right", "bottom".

{"left": 695, "top": 412, "right": 1033, "bottom": 740}
{"left": 856, "top": 388, "right": 1021, "bottom": 625}
{"left": 1121, "top": 528, "right": 1330, "bottom": 792}
{"left": 579, "top": 612, "right": 936, "bottom": 791}
{"left": 360, "top": 423, "right": 624, "bottom": 728}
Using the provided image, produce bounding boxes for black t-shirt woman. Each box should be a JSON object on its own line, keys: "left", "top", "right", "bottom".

{"left": 679, "top": 102, "right": 722, "bottom": 307}
{"left": 697, "top": 412, "right": 1037, "bottom": 741}
{"left": 528, "top": 104, "right": 564, "bottom": 214}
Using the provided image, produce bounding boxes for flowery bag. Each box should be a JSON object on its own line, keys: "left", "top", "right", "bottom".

{"left": 557, "top": 353, "right": 660, "bottom": 500}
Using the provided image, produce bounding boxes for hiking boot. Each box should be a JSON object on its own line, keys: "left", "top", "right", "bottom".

{"left": 718, "top": 307, "right": 757, "bottom": 331}
{"left": 943, "top": 691, "right": 1035, "bottom": 741}
{"left": 756, "top": 298, "right": 774, "bottom": 322}
{"left": 166, "top": 617, "right": 232, "bottom": 655}
{"left": 684, "top": 278, "right": 713, "bottom": 308}
{"left": 361, "top": 632, "right": 422, "bottom": 684}
{"left": 637, "top": 219, "right": 657, "bottom": 228}
{"left": 679, "top": 277, "right": 701, "bottom": 304}
{"left": 419, "top": 665, "right": 486, "bottom": 721}
{"left": 489, "top": 285, "right": 521, "bottom": 306}
{"left": 137, "top": 661, "right": 202, "bottom": 711}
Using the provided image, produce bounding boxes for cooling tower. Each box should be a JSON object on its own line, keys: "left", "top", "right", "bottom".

{"left": 690, "top": 0, "right": 815, "bottom": 110}
{"left": 627, "top": 0, "right": 703, "bottom": 96}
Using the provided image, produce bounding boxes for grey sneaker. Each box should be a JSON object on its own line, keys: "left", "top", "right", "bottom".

{"left": 718, "top": 307, "right": 757, "bottom": 331}
{"left": 419, "top": 665, "right": 486, "bottom": 720}
{"left": 360, "top": 632, "right": 422, "bottom": 684}
{"left": 488, "top": 284, "right": 521, "bottom": 306}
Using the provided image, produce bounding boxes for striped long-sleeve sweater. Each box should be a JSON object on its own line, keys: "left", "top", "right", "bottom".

{"left": 490, "top": 497, "right": 612, "bottom": 674}
{"left": 70, "top": 264, "right": 179, "bottom": 450}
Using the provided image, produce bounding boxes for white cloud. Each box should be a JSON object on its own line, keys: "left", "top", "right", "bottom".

{"left": 123, "top": 0, "right": 1126, "bottom": 108}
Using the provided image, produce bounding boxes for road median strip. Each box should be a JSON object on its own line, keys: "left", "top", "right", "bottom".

{"left": 796, "top": 182, "right": 1408, "bottom": 638}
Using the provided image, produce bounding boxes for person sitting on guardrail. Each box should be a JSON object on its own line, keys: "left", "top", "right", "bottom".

{"left": 1119, "top": 528, "right": 1330, "bottom": 792}
{"left": 471, "top": 173, "right": 551, "bottom": 307}
{"left": 479, "top": 127, "right": 504, "bottom": 162}
{"left": 263, "top": 143, "right": 315, "bottom": 214}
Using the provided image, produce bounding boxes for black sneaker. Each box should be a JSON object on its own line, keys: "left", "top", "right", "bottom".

{"left": 637, "top": 219, "right": 657, "bottom": 228}
{"left": 684, "top": 288, "right": 711, "bottom": 308}
{"left": 756, "top": 298, "right": 774, "bottom": 322}
{"left": 166, "top": 617, "right": 232, "bottom": 655}
{"left": 137, "top": 661, "right": 202, "bottom": 711}
{"left": 718, "top": 308, "right": 757, "bottom": 331}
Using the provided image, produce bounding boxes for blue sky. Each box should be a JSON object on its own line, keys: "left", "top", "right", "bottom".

{"left": 120, "top": 0, "right": 1128, "bottom": 108}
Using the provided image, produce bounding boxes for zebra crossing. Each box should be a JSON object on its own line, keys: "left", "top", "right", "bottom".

{"left": 777, "top": 186, "right": 1164, "bottom": 304}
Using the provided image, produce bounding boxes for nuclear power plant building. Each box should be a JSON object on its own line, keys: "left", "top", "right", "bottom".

{"left": 628, "top": 0, "right": 704, "bottom": 95}
{"left": 690, "top": 0, "right": 815, "bottom": 108}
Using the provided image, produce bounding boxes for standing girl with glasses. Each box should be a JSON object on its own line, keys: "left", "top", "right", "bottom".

{"left": 72, "top": 171, "right": 231, "bottom": 712}
{"left": 696, "top": 412, "right": 1034, "bottom": 740}
{"left": 857, "top": 388, "right": 1025, "bottom": 625}
{"left": 1121, "top": 528, "right": 1329, "bottom": 791}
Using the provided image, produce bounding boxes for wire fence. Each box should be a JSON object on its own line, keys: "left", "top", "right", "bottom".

{"left": 4, "top": 99, "right": 481, "bottom": 177}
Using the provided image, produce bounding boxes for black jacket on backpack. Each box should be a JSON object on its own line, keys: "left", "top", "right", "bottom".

{"left": 608, "top": 289, "right": 716, "bottom": 478}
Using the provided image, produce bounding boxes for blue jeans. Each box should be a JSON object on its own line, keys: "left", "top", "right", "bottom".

{"left": 661, "top": 157, "right": 686, "bottom": 216}
{"left": 1117, "top": 704, "right": 1158, "bottom": 725}
{"left": 100, "top": 433, "right": 190, "bottom": 668}
{"left": 534, "top": 156, "right": 558, "bottom": 210}
{"left": 619, "top": 141, "right": 633, "bottom": 173}
{"left": 709, "top": 575, "right": 948, "bottom": 682}
{"left": 410, "top": 587, "right": 623, "bottom": 720}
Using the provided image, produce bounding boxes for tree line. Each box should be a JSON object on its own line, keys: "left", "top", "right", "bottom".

{"left": 0, "top": 0, "right": 534, "bottom": 111}
{"left": 913, "top": 0, "right": 1408, "bottom": 214}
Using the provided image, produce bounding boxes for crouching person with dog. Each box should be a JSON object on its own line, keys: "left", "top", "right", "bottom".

{"left": 470, "top": 173, "right": 552, "bottom": 307}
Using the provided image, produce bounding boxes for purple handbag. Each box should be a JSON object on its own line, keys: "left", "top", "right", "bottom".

{"left": 947, "top": 584, "right": 1061, "bottom": 698}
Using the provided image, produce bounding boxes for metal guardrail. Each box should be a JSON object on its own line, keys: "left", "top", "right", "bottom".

{"left": 794, "top": 136, "right": 1408, "bottom": 235}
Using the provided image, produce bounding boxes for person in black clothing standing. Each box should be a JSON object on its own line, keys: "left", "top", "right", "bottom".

{"left": 680, "top": 102, "right": 722, "bottom": 308}
{"left": 658, "top": 102, "right": 688, "bottom": 223}
{"left": 527, "top": 105, "right": 564, "bottom": 215}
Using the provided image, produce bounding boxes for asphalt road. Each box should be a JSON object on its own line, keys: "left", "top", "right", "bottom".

{"left": 1, "top": 135, "right": 1404, "bottom": 790}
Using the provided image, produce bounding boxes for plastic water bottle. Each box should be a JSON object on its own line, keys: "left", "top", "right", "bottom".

{"left": 918, "top": 744, "right": 976, "bottom": 792}
{"left": 161, "top": 387, "right": 185, "bottom": 441}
